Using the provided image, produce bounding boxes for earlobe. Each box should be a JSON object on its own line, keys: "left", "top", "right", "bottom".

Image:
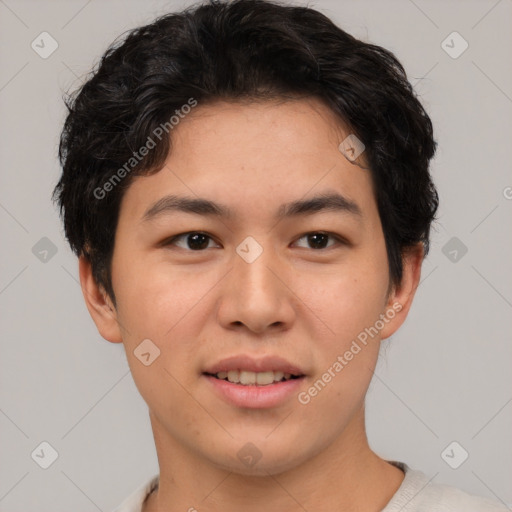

{"left": 78, "top": 255, "right": 123, "bottom": 344}
{"left": 380, "top": 244, "right": 424, "bottom": 340}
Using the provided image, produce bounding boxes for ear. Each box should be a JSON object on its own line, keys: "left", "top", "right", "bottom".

{"left": 78, "top": 255, "right": 123, "bottom": 343}
{"left": 380, "top": 243, "right": 424, "bottom": 340}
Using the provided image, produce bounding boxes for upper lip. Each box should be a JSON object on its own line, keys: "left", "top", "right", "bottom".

{"left": 203, "top": 354, "right": 306, "bottom": 376}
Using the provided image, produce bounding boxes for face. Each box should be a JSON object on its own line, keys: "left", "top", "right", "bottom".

{"left": 81, "top": 98, "right": 421, "bottom": 476}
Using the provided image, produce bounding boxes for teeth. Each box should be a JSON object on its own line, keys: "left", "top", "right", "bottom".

{"left": 214, "top": 370, "right": 295, "bottom": 385}
{"left": 256, "top": 371, "right": 274, "bottom": 385}
{"left": 273, "top": 371, "right": 284, "bottom": 382}
{"left": 227, "top": 370, "right": 240, "bottom": 383}
{"left": 240, "top": 370, "right": 256, "bottom": 385}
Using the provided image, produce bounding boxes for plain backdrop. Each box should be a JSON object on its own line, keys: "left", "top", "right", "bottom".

{"left": 0, "top": 0, "right": 511, "bottom": 510}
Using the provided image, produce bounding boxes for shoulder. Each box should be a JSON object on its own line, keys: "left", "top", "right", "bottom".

{"left": 383, "top": 461, "right": 509, "bottom": 512}
{"left": 415, "top": 480, "right": 509, "bottom": 511}
{"left": 111, "top": 474, "right": 159, "bottom": 512}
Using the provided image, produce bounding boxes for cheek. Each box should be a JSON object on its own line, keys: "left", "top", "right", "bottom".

{"left": 113, "top": 264, "right": 211, "bottom": 416}
{"left": 294, "top": 259, "right": 389, "bottom": 346}
{"left": 295, "top": 271, "right": 385, "bottom": 413}
{"left": 112, "top": 259, "right": 223, "bottom": 383}
{"left": 113, "top": 254, "right": 203, "bottom": 334}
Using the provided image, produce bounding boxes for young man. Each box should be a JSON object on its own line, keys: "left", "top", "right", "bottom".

{"left": 53, "top": 0, "right": 507, "bottom": 510}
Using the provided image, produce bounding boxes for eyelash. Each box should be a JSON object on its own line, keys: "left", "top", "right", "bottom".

{"left": 163, "top": 231, "right": 347, "bottom": 251}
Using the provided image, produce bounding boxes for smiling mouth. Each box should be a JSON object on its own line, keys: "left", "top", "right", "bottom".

{"left": 204, "top": 370, "right": 303, "bottom": 386}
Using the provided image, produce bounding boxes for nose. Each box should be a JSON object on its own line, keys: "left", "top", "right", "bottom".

{"left": 216, "top": 241, "right": 296, "bottom": 335}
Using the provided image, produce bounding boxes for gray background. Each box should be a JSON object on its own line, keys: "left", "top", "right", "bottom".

{"left": 1, "top": 0, "right": 511, "bottom": 510}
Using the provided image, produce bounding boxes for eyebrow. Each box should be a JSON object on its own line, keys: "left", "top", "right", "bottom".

{"left": 141, "top": 192, "right": 362, "bottom": 222}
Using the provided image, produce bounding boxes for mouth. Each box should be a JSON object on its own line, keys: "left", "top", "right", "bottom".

{"left": 201, "top": 355, "right": 307, "bottom": 408}
{"left": 203, "top": 370, "right": 303, "bottom": 386}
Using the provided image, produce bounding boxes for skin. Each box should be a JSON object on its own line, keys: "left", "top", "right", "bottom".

{"left": 79, "top": 97, "right": 423, "bottom": 512}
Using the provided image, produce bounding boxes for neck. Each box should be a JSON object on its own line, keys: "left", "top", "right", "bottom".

{"left": 143, "top": 405, "right": 405, "bottom": 512}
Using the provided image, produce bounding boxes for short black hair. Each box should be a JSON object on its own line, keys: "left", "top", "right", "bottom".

{"left": 53, "top": 0, "right": 438, "bottom": 306}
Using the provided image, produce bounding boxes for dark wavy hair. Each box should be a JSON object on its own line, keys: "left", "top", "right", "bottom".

{"left": 53, "top": 0, "right": 438, "bottom": 307}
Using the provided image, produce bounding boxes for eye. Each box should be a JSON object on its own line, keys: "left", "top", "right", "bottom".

{"left": 164, "top": 231, "right": 220, "bottom": 251}
{"left": 293, "top": 232, "right": 344, "bottom": 250}
{"left": 163, "top": 231, "right": 346, "bottom": 251}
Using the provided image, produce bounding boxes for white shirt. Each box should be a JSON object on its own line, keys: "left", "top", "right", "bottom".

{"left": 112, "top": 461, "right": 509, "bottom": 511}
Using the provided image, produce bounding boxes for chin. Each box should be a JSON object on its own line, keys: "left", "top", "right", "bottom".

{"left": 206, "top": 438, "right": 315, "bottom": 477}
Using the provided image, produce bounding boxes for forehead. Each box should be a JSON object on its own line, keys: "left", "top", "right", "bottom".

{"left": 118, "top": 98, "right": 377, "bottom": 225}
{"left": 170, "top": 97, "right": 357, "bottom": 166}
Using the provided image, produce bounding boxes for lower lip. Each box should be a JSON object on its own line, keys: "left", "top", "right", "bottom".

{"left": 203, "top": 374, "right": 305, "bottom": 409}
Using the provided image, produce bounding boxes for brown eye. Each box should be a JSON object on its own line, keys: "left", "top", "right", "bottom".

{"left": 294, "top": 232, "right": 342, "bottom": 250}
{"left": 166, "top": 232, "right": 219, "bottom": 250}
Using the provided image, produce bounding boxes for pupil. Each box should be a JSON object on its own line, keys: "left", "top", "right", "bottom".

{"left": 188, "top": 233, "right": 209, "bottom": 250}
{"left": 308, "top": 233, "right": 328, "bottom": 249}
